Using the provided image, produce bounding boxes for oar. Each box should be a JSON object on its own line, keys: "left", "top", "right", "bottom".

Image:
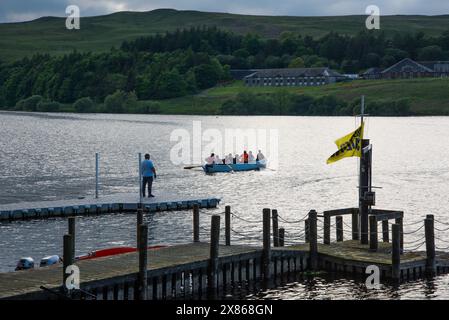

{"left": 225, "top": 163, "right": 235, "bottom": 173}
{"left": 184, "top": 165, "right": 203, "bottom": 170}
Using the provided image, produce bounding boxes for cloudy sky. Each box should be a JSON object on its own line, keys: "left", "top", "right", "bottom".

{"left": 1, "top": 0, "right": 448, "bottom": 23}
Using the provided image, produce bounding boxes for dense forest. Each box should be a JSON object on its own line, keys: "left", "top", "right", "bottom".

{"left": 0, "top": 26, "right": 448, "bottom": 114}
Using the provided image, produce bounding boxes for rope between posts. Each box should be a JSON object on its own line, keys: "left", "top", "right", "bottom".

{"left": 403, "top": 236, "right": 426, "bottom": 245}
{"left": 435, "top": 236, "right": 449, "bottom": 244}
{"left": 230, "top": 227, "right": 262, "bottom": 240}
{"left": 231, "top": 211, "right": 263, "bottom": 224}
{"left": 403, "top": 241, "right": 426, "bottom": 252}
{"left": 435, "top": 226, "right": 449, "bottom": 232}
{"left": 277, "top": 212, "right": 309, "bottom": 224}
{"left": 434, "top": 218, "right": 449, "bottom": 226}
{"left": 401, "top": 224, "right": 424, "bottom": 235}
{"left": 402, "top": 220, "right": 424, "bottom": 227}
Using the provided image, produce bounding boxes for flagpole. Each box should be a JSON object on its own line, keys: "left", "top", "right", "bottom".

{"left": 361, "top": 95, "right": 365, "bottom": 125}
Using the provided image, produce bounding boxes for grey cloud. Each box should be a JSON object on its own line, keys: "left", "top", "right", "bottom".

{"left": 1, "top": 0, "right": 449, "bottom": 23}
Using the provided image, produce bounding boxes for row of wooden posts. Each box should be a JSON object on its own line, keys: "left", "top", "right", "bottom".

{"left": 60, "top": 205, "right": 437, "bottom": 298}
{"left": 194, "top": 206, "right": 437, "bottom": 280}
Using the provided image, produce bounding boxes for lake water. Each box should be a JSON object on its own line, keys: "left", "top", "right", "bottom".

{"left": 1, "top": 111, "right": 449, "bottom": 299}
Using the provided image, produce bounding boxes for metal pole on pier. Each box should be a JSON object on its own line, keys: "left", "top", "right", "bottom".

{"left": 138, "top": 153, "right": 142, "bottom": 204}
{"left": 95, "top": 153, "right": 99, "bottom": 199}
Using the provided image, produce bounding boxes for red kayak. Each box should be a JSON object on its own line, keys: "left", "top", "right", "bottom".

{"left": 76, "top": 245, "right": 166, "bottom": 261}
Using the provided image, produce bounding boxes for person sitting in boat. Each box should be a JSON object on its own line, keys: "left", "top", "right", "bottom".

{"left": 256, "top": 150, "right": 265, "bottom": 161}
{"left": 233, "top": 154, "right": 239, "bottom": 164}
{"left": 241, "top": 151, "right": 249, "bottom": 164}
{"left": 225, "top": 153, "right": 233, "bottom": 164}
{"left": 215, "top": 154, "right": 222, "bottom": 165}
{"left": 248, "top": 151, "right": 256, "bottom": 163}
{"left": 205, "top": 153, "right": 215, "bottom": 167}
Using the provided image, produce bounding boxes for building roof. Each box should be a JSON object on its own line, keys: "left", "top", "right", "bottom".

{"left": 381, "top": 58, "right": 433, "bottom": 74}
{"left": 244, "top": 67, "right": 344, "bottom": 79}
{"left": 419, "top": 61, "right": 449, "bottom": 70}
{"left": 361, "top": 67, "right": 383, "bottom": 75}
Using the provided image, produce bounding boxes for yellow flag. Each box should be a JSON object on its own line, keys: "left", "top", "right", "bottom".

{"left": 326, "top": 122, "right": 364, "bottom": 164}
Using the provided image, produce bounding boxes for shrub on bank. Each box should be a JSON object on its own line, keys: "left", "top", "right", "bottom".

{"left": 15, "top": 95, "right": 43, "bottom": 111}
{"left": 104, "top": 90, "right": 138, "bottom": 113}
{"left": 73, "top": 97, "right": 95, "bottom": 113}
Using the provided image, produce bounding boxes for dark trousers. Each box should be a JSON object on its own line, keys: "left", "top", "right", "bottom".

{"left": 142, "top": 176, "right": 153, "bottom": 197}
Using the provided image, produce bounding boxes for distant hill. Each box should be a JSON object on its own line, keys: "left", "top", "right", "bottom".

{"left": 1, "top": 9, "right": 449, "bottom": 62}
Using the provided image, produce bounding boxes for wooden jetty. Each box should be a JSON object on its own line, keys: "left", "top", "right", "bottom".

{"left": 1, "top": 205, "right": 449, "bottom": 300}
{"left": 0, "top": 193, "right": 220, "bottom": 221}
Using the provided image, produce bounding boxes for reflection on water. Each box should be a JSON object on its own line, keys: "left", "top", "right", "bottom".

{"left": 1, "top": 111, "right": 449, "bottom": 299}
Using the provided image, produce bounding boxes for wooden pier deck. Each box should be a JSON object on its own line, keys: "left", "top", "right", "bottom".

{"left": 0, "top": 243, "right": 262, "bottom": 300}
{"left": 0, "top": 193, "right": 220, "bottom": 221}
{"left": 285, "top": 240, "right": 449, "bottom": 279}
{"left": 3, "top": 240, "right": 449, "bottom": 300}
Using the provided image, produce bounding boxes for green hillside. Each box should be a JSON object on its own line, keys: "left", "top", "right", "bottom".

{"left": 1, "top": 9, "right": 449, "bottom": 62}
{"left": 154, "top": 78, "right": 449, "bottom": 115}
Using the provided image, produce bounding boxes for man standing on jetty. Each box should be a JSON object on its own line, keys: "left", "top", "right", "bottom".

{"left": 141, "top": 153, "right": 157, "bottom": 197}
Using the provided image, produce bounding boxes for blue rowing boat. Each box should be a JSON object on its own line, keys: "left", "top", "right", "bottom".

{"left": 202, "top": 161, "right": 266, "bottom": 173}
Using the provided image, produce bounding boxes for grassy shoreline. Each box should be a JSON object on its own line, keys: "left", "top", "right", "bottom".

{"left": 2, "top": 78, "right": 449, "bottom": 116}
{"left": 147, "top": 78, "right": 449, "bottom": 116}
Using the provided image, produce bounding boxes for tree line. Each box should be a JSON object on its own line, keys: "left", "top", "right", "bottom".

{"left": 121, "top": 26, "right": 449, "bottom": 72}
{"left": 1, "top": 26, "right": 448, "bottom": 113}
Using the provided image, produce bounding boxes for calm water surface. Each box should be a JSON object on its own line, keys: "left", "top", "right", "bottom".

{"left": 1, "top": 111, "right": 449, "bottom": 299}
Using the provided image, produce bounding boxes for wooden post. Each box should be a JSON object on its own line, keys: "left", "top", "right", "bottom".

{"left": 425, "top": 215, "right": 436, "bottom": 276}
{"left": 336, "top": 216, "right": 343, "bottom": 242}
{"left": 63, "top": 234, "right": 73, "bottom": 294}
{"left": 359, "top": 139, "right": 370, "bottom": 245}
{"left": 225, "top": 205, "right": 231, "bottom": 246}
{"left": 382, "top": 220, "right": 389, "bottom": 242}
{"left": 323, "top": 212, "right": 331, "bottom": 245}
{"left": 352, "top": 208, "right": 359, "bottom": 240}
{"left": 369, "top": 215, "right": 378, "bottom": 251}
{"left": 272, "top": 209, "right": 279, "bottom": 247}
{"left": 208, "top": 215, "right": 220, "bottom": 295}
{"left": 262, "top": 208, "right": 271, "bottom": 280}
{"left": 138, "top": 224, "right": 148, "bottom": 300}
{"left": 305, "top": 219, "right": 310, "bottom": 243}
{"left": 392, "top": 224, "right": 401, "bottom": 280}
{"left": 308, "top": 210, "right": 318, "bottom": 270}
{"left": 279, "top": 228, "right": 285, "bottom": 247}
{"left": 68, "top": 217, "right": 76, "bottom": 261}
{"left": 193, "top": 204, "right": 200, "bottom": 243}
{"left": 137, "top": 209, "right": 143, "bottom": 246}
{"left": 395, "top": 217, "right": 404, "bottom": 254}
